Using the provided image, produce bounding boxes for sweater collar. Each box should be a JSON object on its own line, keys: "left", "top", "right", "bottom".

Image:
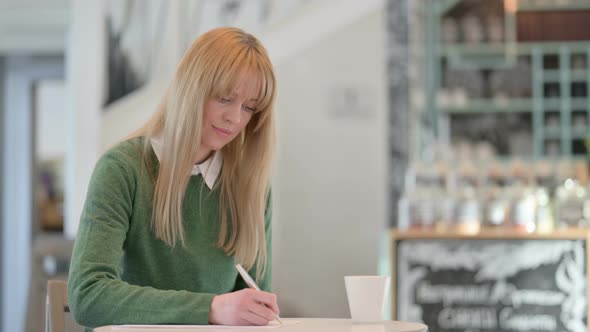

{"left": 150, "top": 136, "right": 222, "bottom": 190}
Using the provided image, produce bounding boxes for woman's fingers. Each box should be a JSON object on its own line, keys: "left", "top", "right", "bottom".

{"left": 246, "top": 301, "right": 276, "bottom": 322}
{"left": 251, "top": 290, "right": 280, "bottom": 315}
{"left": 208, "top": 288, "right": 280, "bottom": 325}
{"left": 239, "top": 309, "right": 272, "bottom": 326}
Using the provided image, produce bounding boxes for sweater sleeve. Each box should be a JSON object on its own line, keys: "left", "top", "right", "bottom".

{"left": 68, "top": 152, "right": 215, "bottom": 328}
{"left": 233, "top": 190, "right": 273, "bottom": 292}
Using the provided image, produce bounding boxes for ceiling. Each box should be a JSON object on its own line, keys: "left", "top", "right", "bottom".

{"left": 0, "top": 0, "right": 68, "bottom": 10}
{"left": 0, "top": 0, "right": 69, "bottom": 54}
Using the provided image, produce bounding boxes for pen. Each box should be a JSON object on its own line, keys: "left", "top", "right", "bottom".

{"left": 235, "top": 263, "right": 283, "bottom": 325}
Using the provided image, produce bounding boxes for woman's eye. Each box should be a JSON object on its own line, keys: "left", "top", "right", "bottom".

{"left": 219, "top": 97, "right": 231, "bottom": 103}
{"left": 243, "top": 105, "right": 257, "bottom": 113}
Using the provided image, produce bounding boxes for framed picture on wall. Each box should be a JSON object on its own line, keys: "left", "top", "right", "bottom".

{"left": 104, "top": 0, "right": 153, "bottom": 106}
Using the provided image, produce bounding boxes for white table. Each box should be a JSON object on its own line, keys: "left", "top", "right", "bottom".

{"left": 95, "top": 318, "right": 428, "bottom": 332}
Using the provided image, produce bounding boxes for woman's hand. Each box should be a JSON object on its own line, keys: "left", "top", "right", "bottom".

{"left": 208, "top": 288, "right": 280, "bottom": 325}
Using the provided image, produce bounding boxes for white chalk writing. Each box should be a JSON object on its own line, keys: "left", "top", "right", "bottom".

{"left": 416, "top": 281, "right": 491, "bottom": 306}
{"left": 438, "top": 307, "right": 497, "bottom": 329}
{"left": 500, "top": 308, "right": 557, "bottom": 331}
{"left": 510, "top": 289, "right": 565, "bottom": 308}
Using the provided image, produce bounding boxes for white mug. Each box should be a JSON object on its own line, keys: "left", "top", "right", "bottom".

{"left": 344, "top": 276, "right": 391, "bottom": 323}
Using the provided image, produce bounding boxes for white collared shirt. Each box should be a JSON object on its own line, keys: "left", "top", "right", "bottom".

{"left": 150, "top": 136, "right": 223, "bottom": 190}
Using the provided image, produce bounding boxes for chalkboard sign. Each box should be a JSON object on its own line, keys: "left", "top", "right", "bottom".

{"left": 392, "top": 230, "right": 590, "bottom": 332}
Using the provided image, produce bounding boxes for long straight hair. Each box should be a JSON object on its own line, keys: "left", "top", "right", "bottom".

{"left": 130, "top": 27, "right": 276, "bottom": 281}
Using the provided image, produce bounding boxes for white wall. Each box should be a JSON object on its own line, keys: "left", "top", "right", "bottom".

{"left": 272, "top": 10, "right": 388, "bottom": 318}
{"left": 36, "top": 80, "right": 66, "bottom": 161}
{"left": 63, "top": 0, "right": 105, "bottom": 238}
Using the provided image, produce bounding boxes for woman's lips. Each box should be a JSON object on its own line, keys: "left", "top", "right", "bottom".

{"left": 213, "top": 125, "right": 232, "bottom": 137}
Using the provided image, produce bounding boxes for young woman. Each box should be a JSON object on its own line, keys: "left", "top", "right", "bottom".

{"left": 68, "top": 27, "right": 279, "bottom": 329}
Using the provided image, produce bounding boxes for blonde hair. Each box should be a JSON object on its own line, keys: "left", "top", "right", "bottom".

{"left": 131, "top": 27, "right": 276, "bottom": 281}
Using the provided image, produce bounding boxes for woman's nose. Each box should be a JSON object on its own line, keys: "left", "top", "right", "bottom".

{"left": 223, "top": 103, "right": 242, "bottom": 123}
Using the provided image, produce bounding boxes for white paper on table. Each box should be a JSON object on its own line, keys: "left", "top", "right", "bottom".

{"left": 112, "top": 320, "right": 299, "bottom": 330}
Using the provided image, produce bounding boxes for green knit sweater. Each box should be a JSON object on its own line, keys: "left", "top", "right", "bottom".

{"left": 68, "top": 137, "right": 272, "bottom": 330}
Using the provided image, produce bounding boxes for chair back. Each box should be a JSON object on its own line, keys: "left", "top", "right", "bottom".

{"left": 45, "top": 280, "right": 70, "bottom": 332}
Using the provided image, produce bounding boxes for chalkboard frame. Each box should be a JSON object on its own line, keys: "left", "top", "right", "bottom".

{"left": 391, "top": 228, "right": 590, "bottom": 330}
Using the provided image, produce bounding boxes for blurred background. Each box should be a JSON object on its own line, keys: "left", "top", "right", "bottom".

{"left": 2, "top": 0, "right": 590, "bottom": 331}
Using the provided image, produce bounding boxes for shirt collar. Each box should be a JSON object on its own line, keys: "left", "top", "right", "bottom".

{"left": 150, "top": 136, "right": 222, "bottom": 190}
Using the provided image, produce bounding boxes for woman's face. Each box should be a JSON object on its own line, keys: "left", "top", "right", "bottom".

{"left": 197, "top": 82, "right": 258, "bottom": 163}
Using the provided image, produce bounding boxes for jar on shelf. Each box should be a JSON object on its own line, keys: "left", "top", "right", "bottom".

{"left": 462, "top": 70, "right": 484, "bottom": 99}
{"left": 461, "top": 15, "right": 484, "bottom": 44}
{"left": 572, "top": 112, "right": 587, "bottom": 132}
{"left": 502, "top": 159, "right": 536, "bottom": 232}
{"left": 483, "top": 185, "right": 511, "bottom": 228}
{"left": 454, "top": 186, "right": 481, "bottom": 234}
{"left": 442, "top": 18, "right": 459, "bottom": 44}
{"left": 545, "top": 139, "right": 560, "bottom": 156}
{"left": 555, "top": 178, "right": 588, "bottom": 228}
{"left": 511, "top": 186, "right": 537, "bottom": 233}
{"left": 489, "top": 70, "right": 508, "bottom": 101}
{"left": 572, "top": 54, "right": 587, "bottom": 70}
{"left": 486, "top": 15, "right": 504, "bottom": 43}
{"left": 544, "top": 113, "right": 560, "bottom": 131}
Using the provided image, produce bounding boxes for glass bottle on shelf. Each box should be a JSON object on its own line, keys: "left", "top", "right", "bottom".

{"left": 403, "top": 163, "right": 436, "bottom": 231}
{"left": 508, "top": 160, "right": 537, "bottom": 233}
{"left": 477, "top": 143, "right": 504, "bottom": 229}
{"left": 554, "top": 161, "right": 588, "bottom": 228}
{"left": 397, "top": 170, "right": 412, "bottom": 231}
{"left": 482, "top": 163, "right": 510, "bottom": 228}
{"left": 434, "top": 163, "right": 455, "bottom": 232}
{"left": 432, "top": 143, "right": 457, "bottom": 232}
{"left": 453, "top": 162, "right": 481, "bottom": 234}
{"left": 408, "top": 190, "right": 435, "bottom": 230}
{"left": 534, "top": 161, "right": 556, "bottom": 233}
{"left": 398, "top": 164, "right": 417, "bottom": 231}
{"left": 535, "top": 187, "right": 554, "bottom": 233}
{"left": 575, "top": 161, "right": 590, "bottom": 228}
